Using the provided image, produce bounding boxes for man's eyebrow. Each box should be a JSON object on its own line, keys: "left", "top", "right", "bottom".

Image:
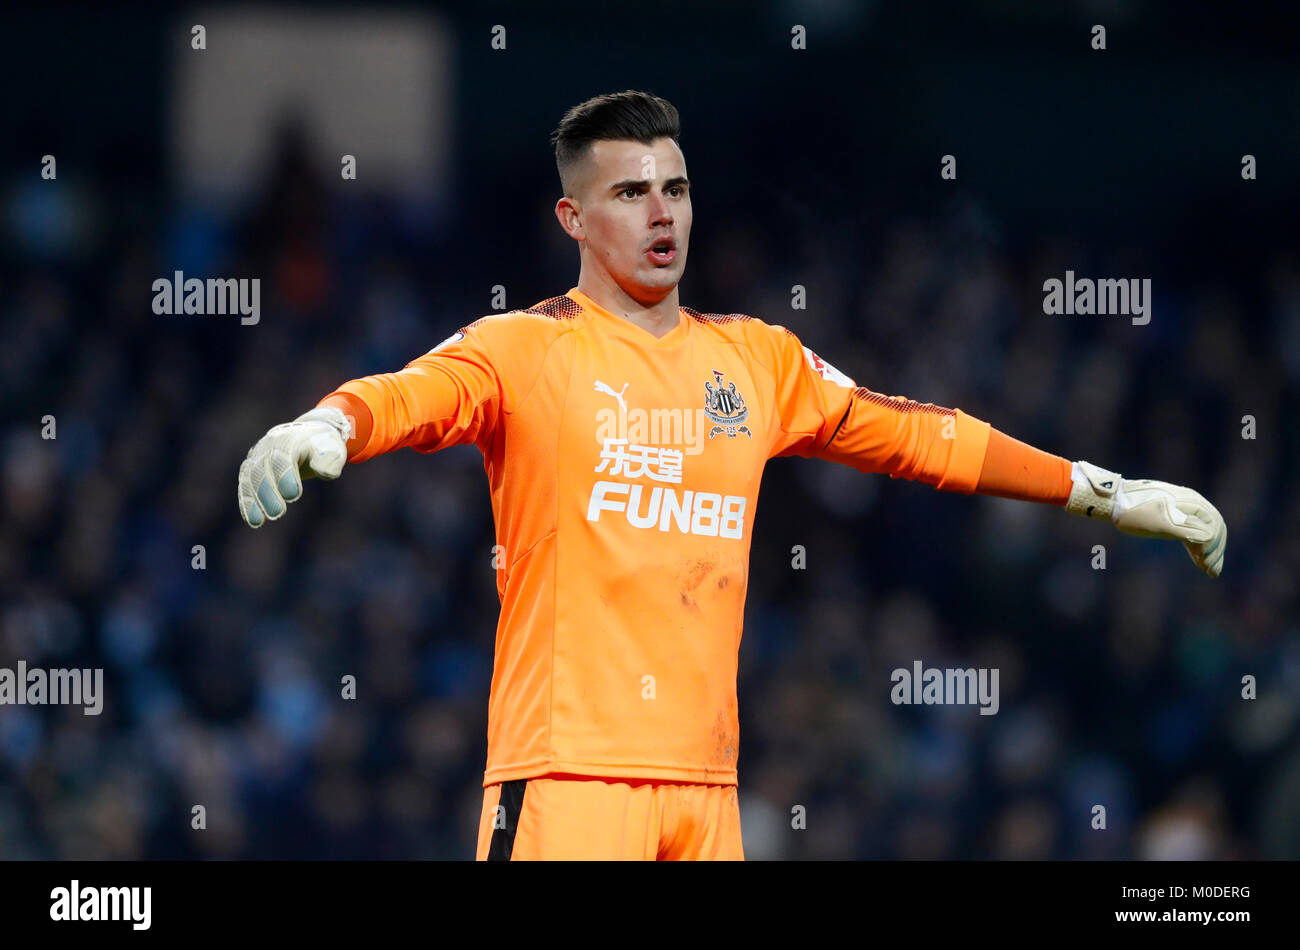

{"left": 608, "top": 176, "right": 691, "bottom": 192}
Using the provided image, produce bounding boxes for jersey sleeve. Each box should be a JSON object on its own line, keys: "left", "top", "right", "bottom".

{"left": 321, "top": 315, "right": 550, "bottom": 462}
{"left": 765, "top": 324, "right": 992, "bottom": 493}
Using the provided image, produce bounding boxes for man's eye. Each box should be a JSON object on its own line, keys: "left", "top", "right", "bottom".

{"left": 622, "top": 187, "right": 639, "bottom": 199}
{"left": 668, "top": 186, "right": 683, "bottom": 197}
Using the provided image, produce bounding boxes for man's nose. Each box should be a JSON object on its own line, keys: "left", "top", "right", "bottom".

{"left": 647, "top": 191, "right": 673, "bottom": 226}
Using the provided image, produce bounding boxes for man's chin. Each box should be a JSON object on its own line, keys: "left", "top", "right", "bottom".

{"left": 641, "top": 262, "right": 683, "bottom": 287}
{"left": 619, "top": 272, "right": 680, "bottom": 306}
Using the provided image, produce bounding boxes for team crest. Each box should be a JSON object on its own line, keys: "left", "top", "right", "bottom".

{"left": 704, "top": 370, "right": 752, "bottom": 439}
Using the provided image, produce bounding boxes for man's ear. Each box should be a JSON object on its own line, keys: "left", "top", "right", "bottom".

{"left": 555, "top": 195, "right": 585, "bottom": 241}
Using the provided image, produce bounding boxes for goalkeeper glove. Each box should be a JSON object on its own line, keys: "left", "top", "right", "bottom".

{"left": 1065, "top": 460, "right": 1226, "bottom": 577}
{"left": 237, "top": 407, "right": 352, "bottom": 528}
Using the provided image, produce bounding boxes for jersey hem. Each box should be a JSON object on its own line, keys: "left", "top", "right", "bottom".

{"left": 483, "top": 758, "right": 738, "bottom": 788}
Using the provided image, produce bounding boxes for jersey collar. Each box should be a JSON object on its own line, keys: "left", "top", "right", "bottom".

{"left": 566, "top": 287, "right": 691, "bottom": 348}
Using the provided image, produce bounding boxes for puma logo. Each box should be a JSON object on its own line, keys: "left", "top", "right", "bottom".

{"left": 593, "top": 380, "right": 629, "bottom": 416}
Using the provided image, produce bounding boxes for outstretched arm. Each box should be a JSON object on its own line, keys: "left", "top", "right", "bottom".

{"left": 970, "top": 429, "right": 1226, "bottom": 577}
{"left": 236, "top": 320, "right": 505, "bottom": 528}
{"left": 765, "top": 324, "right": 1226, "bottom": 577}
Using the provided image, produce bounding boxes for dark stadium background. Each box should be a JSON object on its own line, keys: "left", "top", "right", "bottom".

{"left": 1, "top": 1, "right": 1297, "bottom": 859}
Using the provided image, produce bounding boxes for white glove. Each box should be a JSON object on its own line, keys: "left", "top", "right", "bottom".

{"left": 238, "top": 407, "right": 352, "bottom": 528}
{"left": 1065, "top": 460, "right": 1226, "bottom": 577}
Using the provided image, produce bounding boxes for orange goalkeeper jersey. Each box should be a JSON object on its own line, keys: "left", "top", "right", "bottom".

{"left": 324, "top": 287, "right": 992, "bottom": 785}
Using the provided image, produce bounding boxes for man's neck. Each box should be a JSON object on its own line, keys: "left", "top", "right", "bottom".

{"left": 577, "top": 271, "right": 680, "bottom": 339}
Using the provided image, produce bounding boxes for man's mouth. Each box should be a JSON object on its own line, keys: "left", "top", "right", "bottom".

{"left": 646, "top": 238, "right": 677, "bottom": 266}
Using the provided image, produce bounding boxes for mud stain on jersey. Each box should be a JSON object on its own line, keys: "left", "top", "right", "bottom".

{"left": 710, "top": 707, "right": 737, "bottom": 768}
{"left": 680, "top": 559, "right": 714, "bottom": 612}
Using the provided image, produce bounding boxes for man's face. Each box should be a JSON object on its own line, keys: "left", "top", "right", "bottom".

{"left": 559, "top": 137, "right": 691, "bottom": 302}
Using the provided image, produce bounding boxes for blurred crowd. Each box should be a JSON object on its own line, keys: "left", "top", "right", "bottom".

{"left": 2, "top": 110, "right": 1299, "bottom": 859}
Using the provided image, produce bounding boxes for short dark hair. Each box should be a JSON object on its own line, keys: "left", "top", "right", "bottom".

{"left": 551, "top": 90, "right": 681, "bottom": 196}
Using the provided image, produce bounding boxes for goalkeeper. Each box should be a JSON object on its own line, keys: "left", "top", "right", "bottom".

{"left": 235, "top": 90, "right": 1225, "bottom": 860}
